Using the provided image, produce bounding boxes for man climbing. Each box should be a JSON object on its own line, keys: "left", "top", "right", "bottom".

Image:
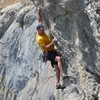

{"left": 36, "top": 6, "right": 68, "bottom": 89}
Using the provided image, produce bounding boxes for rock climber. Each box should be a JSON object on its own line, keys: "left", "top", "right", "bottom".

{"left": 36, "top": 6, "right": 68, "bottom": 89}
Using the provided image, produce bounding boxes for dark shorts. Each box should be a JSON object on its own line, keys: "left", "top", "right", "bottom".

{"left": 46, "top": 51, "right": 58, "bottom": 67}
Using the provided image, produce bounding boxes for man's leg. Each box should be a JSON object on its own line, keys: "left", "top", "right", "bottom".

{"left": 55, "top": 56, "right": 64, "bottom": 74}
{"left": 54, "top": 64, "right": 65, "bottom": 89}
{"left": 55, "top": 65, "right": 60, "bottom": 85}
{"left": 55, "top": 56, "right": 68, "bottom": 79}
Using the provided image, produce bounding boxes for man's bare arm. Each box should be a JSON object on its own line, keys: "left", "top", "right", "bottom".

{"left": 38, "top": 6, "right": 42, "bottom": 24}
{"left": 43, "top": 39, "right": 56, "bottom": 51}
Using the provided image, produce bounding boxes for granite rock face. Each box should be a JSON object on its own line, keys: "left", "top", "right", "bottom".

{"left": 0, "top": 0, "right": 100, "bottom": 100}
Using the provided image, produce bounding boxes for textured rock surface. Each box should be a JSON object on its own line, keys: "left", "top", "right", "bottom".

{"left": 0, "top": 0, "right": 100, "bottom": 100}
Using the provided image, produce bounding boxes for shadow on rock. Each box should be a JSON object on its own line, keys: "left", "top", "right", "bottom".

{"left": 63, "top": 76, "right": 77, "bottom": 88}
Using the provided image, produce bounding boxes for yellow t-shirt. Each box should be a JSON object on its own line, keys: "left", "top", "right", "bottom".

{"left": 36, "top": 32, "right": 54, "bottom": 52}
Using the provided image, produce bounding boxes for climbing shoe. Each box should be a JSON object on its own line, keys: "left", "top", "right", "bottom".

{"left": 56, "top": 84, "right": 65, "bottom": 89}
{"left": 62, "top": 73, "right": 68, "bottom": 79}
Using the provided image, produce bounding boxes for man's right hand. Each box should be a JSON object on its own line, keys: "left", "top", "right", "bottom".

{"left": 51, "top": 39, "right": 57, "bottom": 45}
{"left": 38, "top": 6, "right": 41, "bottom": 12}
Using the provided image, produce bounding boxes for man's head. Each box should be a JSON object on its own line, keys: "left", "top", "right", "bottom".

{"left": 36, "top": 24, "right": 45, "bottom": 35}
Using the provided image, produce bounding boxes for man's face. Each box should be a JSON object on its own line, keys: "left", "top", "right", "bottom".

{"left": 38, "top": 29, "right": 45, "bottom": 35}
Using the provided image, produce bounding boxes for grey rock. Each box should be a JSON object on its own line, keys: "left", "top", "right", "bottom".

{"left": 0, "top": 10, "right": 15, "bottom": 38}
{"left": 0, "top": 3, "right": 23, "bottom": 39}
{"left": 16, "top": 5, "right": 33, "bottom": 24}
{"left": 0, "top": 0, "right": 100, "bottom": 100}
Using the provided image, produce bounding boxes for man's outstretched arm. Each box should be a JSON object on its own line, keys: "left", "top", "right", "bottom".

{"left": 38, "top": 6, "right": 42, "bottom": 24}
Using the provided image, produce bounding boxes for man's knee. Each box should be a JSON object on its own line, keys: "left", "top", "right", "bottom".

{"left": 55, "top": 56, "right": 61, "bottom": 62}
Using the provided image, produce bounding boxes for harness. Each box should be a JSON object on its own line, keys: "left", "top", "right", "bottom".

{"left": 42, "top": 52, "right": 48, "bottom": 62}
